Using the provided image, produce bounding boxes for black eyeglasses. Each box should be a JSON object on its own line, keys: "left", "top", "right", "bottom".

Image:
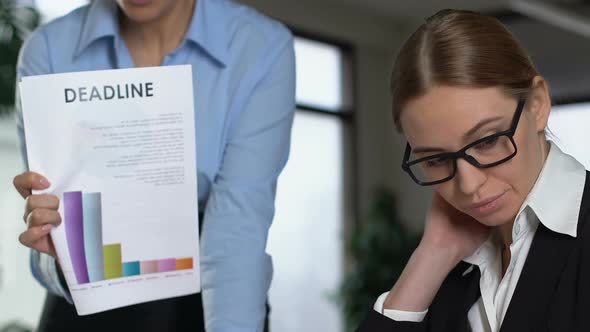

{"left": 402, "top": 99, "right": 526, "bottom": 186}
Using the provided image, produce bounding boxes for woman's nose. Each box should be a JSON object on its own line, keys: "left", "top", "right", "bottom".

{"left": 455, "top": 158, "right": 487, "bottom": 195}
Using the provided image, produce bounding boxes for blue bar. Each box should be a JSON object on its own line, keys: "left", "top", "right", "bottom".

{"left": 83, "top": 192, "right": 105, "bottom": 282}
{"left": 123, "top": 261, "right": 141, "bottom": 277}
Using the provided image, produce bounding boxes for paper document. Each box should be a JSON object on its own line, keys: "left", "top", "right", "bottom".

{"left": 19, "top": 65, "right": 200, "bottom": 315}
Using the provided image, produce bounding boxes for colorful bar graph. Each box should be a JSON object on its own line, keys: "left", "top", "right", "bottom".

{"left": 63, "top": 191, "right": 195, "bottom": 285}
{"left": 82, "top": 192, "right": 104, "bottom": 282}
{"left": 103, "top": 244, "right": 123, "bottom": 279}
{"left": 64, "top": 191, "right": 90, "bottom": 284}
{"left": 123, "top": 261, "right": 140, "bottom": 277}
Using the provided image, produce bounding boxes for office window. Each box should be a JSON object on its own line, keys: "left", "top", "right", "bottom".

{"left": 294, "top": 37, "right": 353, "bottom": 113}
{"left": 548, "top": 103, "right": 590, "bottom": 169}
{"left": 267, "top": 36, "right": 354, "bottom": 332}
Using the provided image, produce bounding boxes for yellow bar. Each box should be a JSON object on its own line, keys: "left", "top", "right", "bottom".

{"left": 103, "top": 244, "right": 122, "bottom": 279}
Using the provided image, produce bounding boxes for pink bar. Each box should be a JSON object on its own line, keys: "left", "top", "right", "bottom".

{"left": 140, "top": 260, "right": 158, "bottom": 274}
{"left": 157, "top": 259, "right": 176, "bottom": 272}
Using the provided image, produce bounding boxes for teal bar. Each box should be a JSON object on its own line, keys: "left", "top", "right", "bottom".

{"left": 123, "top": 261, "right": 140, "bottom": 277}
{"left": 82, "top": 192, "right": 104, "bottom": 282}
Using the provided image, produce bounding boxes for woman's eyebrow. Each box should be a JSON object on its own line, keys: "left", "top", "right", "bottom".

{"left": 412, "top": 146, "right": 446, "bottom": 154}
{"left": 462, "top": 116, "right": 504, "bottom": 141}
{"left": 412, "top": 116, "right": 506, "bottom": 154}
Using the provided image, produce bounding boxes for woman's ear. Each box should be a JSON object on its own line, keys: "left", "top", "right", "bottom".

{"left": 526, "top": 76, "right": 551, "bottom": 133}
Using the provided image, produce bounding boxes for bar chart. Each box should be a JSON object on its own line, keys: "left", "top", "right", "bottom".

{"left": 63, "top": 191, "right": 194, "bottom": 285}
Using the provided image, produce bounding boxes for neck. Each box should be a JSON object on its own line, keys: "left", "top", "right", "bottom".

{"left": 540, "top": 139, "right": 550, "bottom": 164}
{"left": 498, "top": 222, "right": 513, "bottom": 249}
{"left": 498, "top": 139, "right": 550, "bottom": 259}
{"left": 120, "top": 0, "right": 196, "bottom": 59}
{"left": 499, "top": 224, "right": 513, "bottom": 277}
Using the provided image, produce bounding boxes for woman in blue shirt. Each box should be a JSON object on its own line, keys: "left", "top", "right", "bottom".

{"left": 12, "top": 0, "right": 295, "bottom": 331}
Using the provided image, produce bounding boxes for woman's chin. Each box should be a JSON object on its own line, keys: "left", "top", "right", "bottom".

{"left": 475, "top": 210, "right": 517, "bottom": 228}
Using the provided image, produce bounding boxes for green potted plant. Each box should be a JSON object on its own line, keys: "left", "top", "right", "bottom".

{"left": 0, "top": 0, "right": 40, "bottom": 116}
{"left": 339, "top": 188, "right": 421, "bottom": 331}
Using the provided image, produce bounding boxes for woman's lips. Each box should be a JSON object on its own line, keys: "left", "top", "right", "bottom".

{"left": 126, "top": 0, "right": 152, "bottom": 6}
{"left": 470, "top": 191, "right": 507, "bottom": 215}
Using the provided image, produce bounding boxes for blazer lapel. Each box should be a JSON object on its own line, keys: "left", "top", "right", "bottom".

{"left": 428, "top": 262, "right": 481, "bottom": 332}
{"left": 499, "top": 223, "right": 577, "bottom": 331}
{"left": 459, "top": 266, "right": 482, "bottom": 332}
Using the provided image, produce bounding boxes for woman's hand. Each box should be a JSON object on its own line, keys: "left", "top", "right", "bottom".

{"left": 382, "top": 192, "right": 490, "bottom": 313}
{"left": 420, "top": 192, "right": 491, "bottom": 262}
{"left": 13, "top": 171, "right": 60, "bottom": 258}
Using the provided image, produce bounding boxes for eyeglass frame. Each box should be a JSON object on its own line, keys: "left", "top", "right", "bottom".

{"left": 401, "top": 99, "right": 527, "bottom": 186}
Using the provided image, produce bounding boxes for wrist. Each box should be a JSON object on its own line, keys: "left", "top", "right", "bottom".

{"left": 415, "top": 242, "right": 463, "bottom": 270}
{"left": 383, "top": 245, "right": 459, "bottom": 312}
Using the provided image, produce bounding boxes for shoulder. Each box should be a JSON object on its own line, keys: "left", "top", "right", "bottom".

{"left": 576, "top": 171, "right": 590, "bottom": 236}
{"left": 570, "top": 171, "right": 590, "bottom": 266}
{"left": 36, "top": 5, "right": 89, "bottom": 41}
{"left": 220, "top": 0, "right": 292, "bottom": 45}
{"left": 216, "top": 0, "right": 294, "bottom": 67}
{"left": 25, "top": 5, "right": 89, "bottom": 52}
{"left": 18, "top": 5, "right": 90, "bottom": 76}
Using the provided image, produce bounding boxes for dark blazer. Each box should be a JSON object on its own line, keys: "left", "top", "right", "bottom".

{"left": 357, "top": 171, "right": 590, "bottom": 332}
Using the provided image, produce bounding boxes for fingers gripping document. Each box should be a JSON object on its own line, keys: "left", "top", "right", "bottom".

{"left": 19, "top": 65, "right": 200, "bottom": 315}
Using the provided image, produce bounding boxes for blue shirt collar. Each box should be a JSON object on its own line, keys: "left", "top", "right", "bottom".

{"left": 186, "top": 0, "right": 229, "bottom": 65}
{"left": 75, "top": 0, "right": 229, "bottom": 66}
{"left": 75, "top": 0, "right": 118, "bottom": 57}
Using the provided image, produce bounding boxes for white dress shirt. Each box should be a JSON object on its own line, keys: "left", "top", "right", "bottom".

{"left": 373, "top": 141, "right": 586, "bottom": 331}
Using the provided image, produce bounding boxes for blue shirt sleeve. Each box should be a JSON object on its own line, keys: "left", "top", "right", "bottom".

{"left": 200, "top": 35, "right": 296, "bottom": 332}
{"left": 16, "top": 27, "right": 73, "bottom": 303}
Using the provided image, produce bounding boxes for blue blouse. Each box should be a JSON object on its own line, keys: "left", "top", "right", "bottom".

{"left": 16, "top": 0, "right": 295, "bottom": 331}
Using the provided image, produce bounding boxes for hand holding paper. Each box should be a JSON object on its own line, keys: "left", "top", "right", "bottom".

{"left": 13, "top": 171, "right": 59, "bottom": 258}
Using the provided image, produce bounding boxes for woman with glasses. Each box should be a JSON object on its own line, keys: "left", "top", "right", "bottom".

{"left": 358, "top": 9, "right": 590, "bottom": 332}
